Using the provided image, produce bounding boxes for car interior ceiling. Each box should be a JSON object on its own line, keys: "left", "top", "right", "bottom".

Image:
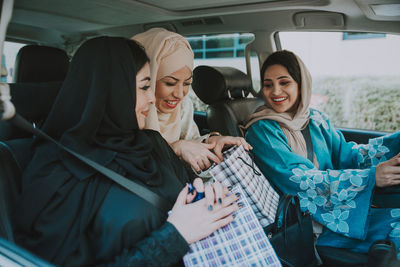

{"left": 1, "top": 0, "right": 400, "bottom": 265}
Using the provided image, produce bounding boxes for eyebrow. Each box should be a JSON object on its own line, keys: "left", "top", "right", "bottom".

{"left": 140, "top": 76, "right": 150, "bottom": 82}
{"left": 263, "top": 75, "right": 290, "bottom": 81}
{"left": 164, "top": 75, "right": 193, "bottom": 81}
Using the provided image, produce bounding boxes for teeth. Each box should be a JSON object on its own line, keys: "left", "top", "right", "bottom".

{"left": 166, "top": 100, "right": 178, "bottom": 105}
{"left": 273, "top": 97, "right": 287, "bottom": 102}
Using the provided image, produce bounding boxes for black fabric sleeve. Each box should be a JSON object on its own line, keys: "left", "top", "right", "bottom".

{"left": 99, "top": 222, "right": 189, "bottom": 267}
{"left": 144, "top": 130, "right": 195, "bottom": 183}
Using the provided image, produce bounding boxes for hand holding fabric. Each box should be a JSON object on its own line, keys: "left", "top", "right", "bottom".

{"left": 375, "top": 152, "right": 400, "bottom": 187}
{"left": 168, "top": 183, "right": 240, "bottom": 244}
{"left": 171, "top": 139, "right": 221, "bottom": 172}
{"left": 207, "top": 135, "right": 252, "bottom": 161}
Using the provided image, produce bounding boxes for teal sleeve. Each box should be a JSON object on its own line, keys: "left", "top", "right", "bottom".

{"left": 350, "top": 131, "right": 400, "bottom": 168}
{"left": 246, "top": 120, "right": 376, "bottom": 240}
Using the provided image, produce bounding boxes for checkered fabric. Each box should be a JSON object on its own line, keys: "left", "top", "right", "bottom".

{"left": 210, "top": 145, "right": 279, "bottom": 228}
{"left": 183, "top": 185, "right": 281, "bottom": 267}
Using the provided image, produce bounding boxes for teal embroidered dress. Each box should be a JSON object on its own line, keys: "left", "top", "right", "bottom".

{"left": 246, "top": 108, "right": 400, "bottom": 255}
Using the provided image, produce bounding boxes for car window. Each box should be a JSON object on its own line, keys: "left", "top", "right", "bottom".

{"left": 2, "top": 41, "right": 25, "bottom": 82}
{"left": 278, "top": 32, "right": 400, "bottom": 132}
{"left": 186, "top": 33, "right": 258, "bottom": 112}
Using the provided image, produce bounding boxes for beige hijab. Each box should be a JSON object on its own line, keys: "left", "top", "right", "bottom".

{"left": 242, "top": 53, "right": 318, "bottom": 165}
{"left": 132, "top": 28, "right": 194, "bottom": 143}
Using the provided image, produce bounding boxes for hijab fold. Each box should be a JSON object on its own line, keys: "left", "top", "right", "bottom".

{"left": 132, "top": 28, "right": 194, "bottom": 143}
{"left": 242, "top": 54, "right": 317, "bottom": 165}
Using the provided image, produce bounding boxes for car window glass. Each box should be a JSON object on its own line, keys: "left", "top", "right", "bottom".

{"left": 187, "top": 33, "right": 257, "bottom": 112}
{"left": 2, "top": 41, "right": 25, "bottom": 82}
{"left": 279, "top": 32, "right": 400, "bottom": 132}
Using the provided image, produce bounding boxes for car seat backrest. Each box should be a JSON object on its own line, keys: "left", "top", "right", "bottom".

{"left": 0, "top": 82, "right": 62, "bottom": 140}
{"left": 0, "top": 138, "right": 33, "bottom": 240}
{"left": 13, "top": 45, "right": 69, "bottom": 83}
{"left": 192, "top": 66, "right": 264, "bottom": 137}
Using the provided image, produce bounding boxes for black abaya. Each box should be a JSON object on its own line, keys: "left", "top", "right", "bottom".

{"left": 15, "top": 36, "right": 191, "bottom": 266}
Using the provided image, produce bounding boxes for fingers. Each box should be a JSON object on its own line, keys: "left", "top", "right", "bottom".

{"left": 240, "top": 138, "right": 253, "bottom": 151}
{"left": 186, "top": 191, "right": 196, "bottom": 203}
{"left": 204, "top": 149, "right": 221, "bottom": 164}
{"left": 212, "top": 181, "right": 224, "bottom": 205}
{"left": 392, "top": 152, "right": 400, "bottom": 159}
{"left": 223, "top": 186, "right": 230, "bottom": 196}
{"left": 389, "top": 165, "right": 400, "bottom": 174}
{"left": 391, "top": 156, "right": 400, "bottom": 166}
{"left": 174, "top": 184, "right": 189, "bottom": 208}
{"left": 221, "top": 191, "right": 240, "bottom": 207}
{"left": 202, "top": 142, "right": 216, "bottom": 150}
{"left": 197, "top": 158, "right": 207, "bottom": 171}
{"left": 204, "top": 184, "right": 215, "bottom": 211}
{"left": 193, "top": 178, "right": 204, "bottom": 192}
{"left": 190, "top": 148, "right": 220, "bottom": 172}
{"left": 191, "top": 162, "right": 201, "bottom": 173}
{"left": 213, "top": 142, "right": 225, "bottom": 161}
{"left": 211, "top": 215, "right": 235, "bottom": 232}
{"left": 213, "top": 201, "right": 240, "bottom": 220}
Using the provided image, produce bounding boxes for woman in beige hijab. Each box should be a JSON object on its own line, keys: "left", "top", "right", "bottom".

{"left": 132, "top": 28, "right": 251, "bottom": 172}
{"left": 243, "top": 50, "right": 400, "bottom": 255}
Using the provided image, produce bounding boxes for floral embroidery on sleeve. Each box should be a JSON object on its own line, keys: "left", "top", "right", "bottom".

{"left": 352, "top": 136, "right": 390, "bottom": 168}
{"left": 321, "top": 209, "right": 350, "bottom": 234}
{"left": 289, "top": 164, "right": 372, "bottom": 236}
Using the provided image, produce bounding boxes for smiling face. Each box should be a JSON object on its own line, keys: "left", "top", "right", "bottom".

{"left": 155, "top": 66, "right": 192, "bottom": 114}
{"left": 262, "top": 64, "right": 300, "bottom": 113}
{"left": 135, "top": 63, "right": 154, "bottom": 129}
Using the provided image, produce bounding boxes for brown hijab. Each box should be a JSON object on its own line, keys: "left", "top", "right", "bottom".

{"left": 242, "top": 51, "right": 318, "bottom": 165}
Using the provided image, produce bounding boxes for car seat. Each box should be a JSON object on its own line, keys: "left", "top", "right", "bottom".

{"left": 0, "top": 82, "right": 62, "bottom": 140}
{"left": 192, "top": 65, "right": 264, "bottom": 137}
{"left": 12, "top": 45, "right": 69, "bottom": 83}
{"left": 0, "top": 44, "right": 69, "bottom": 140}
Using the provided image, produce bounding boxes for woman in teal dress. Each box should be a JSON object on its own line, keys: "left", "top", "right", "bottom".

{"left": 242, "top": 50, "right": 400, "bottom": 256}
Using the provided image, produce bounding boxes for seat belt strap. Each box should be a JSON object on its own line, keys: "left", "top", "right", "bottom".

{"left": 10, "top": 113, "right": 170, "bottom": 213}
{"left": 301, "top": 124, "right": 314, "bottom": 162}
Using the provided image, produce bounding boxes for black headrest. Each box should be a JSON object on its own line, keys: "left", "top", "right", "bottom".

{"left": 9, "top": 82, "right": 62, "bottom": 122}
{"left": 192, "top": 66, "right": 252, "bottom": 105}
{"left": 0, "top": 82, "right": 62, "bottom": 140}
{"left": 13, "top": 45, "right": 69, "bottom": 83}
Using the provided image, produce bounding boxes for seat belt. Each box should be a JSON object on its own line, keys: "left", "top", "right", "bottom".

{"left": 301, "top": 124, "right": 313, "bottom": 162}
{"left": 10, "top": 114, "right": 170, "bottom": 213}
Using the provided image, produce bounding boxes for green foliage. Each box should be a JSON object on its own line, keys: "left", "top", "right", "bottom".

{"left": 313, "top": 76, "right": 400, "bottom": 132}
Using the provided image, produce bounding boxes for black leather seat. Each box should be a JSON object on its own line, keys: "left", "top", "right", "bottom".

{"left": 192, "top": 65, "right": 264, "bottom": 137}
{"left": 0, "top": 82, "right": 62, "bottom": 140}
{"left": 13, "top": 45, "right": 69, "bottom": 83}
{"left": 0, "top": 44, "right": 68, "bottom": 140}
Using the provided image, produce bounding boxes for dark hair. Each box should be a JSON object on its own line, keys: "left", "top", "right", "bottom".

{"left": 260, "top": 50, "right": 301, "bottom": 87}
{"left": 126, "top": 39, "right": 150, "bottom": 75}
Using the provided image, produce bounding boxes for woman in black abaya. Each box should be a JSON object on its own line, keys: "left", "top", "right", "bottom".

{"left": 15, "top": 36, "right": 239, "bottom": 266}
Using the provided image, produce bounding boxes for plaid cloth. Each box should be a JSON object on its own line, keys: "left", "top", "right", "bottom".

{"left": 210, "top": 145, "right": 279, "bottom": 228}
{"left": 183, "top": 185, "right": 281, "bottom": 267}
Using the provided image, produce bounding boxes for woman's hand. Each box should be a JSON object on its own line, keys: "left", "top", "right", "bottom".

{"left": 207, "top": 135, "right": 253, "bottom": 161}
{"left": 375, "top": 153, "right": 400, "bottom": 187}
{"left": 171, "top": 140, "right": 221, "bottom": 172}
{"left": 189, "top": 178, "right": 229, "bottom": 208}
{"left": 168, "top": 182, "right": 240, "bottom": 244}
